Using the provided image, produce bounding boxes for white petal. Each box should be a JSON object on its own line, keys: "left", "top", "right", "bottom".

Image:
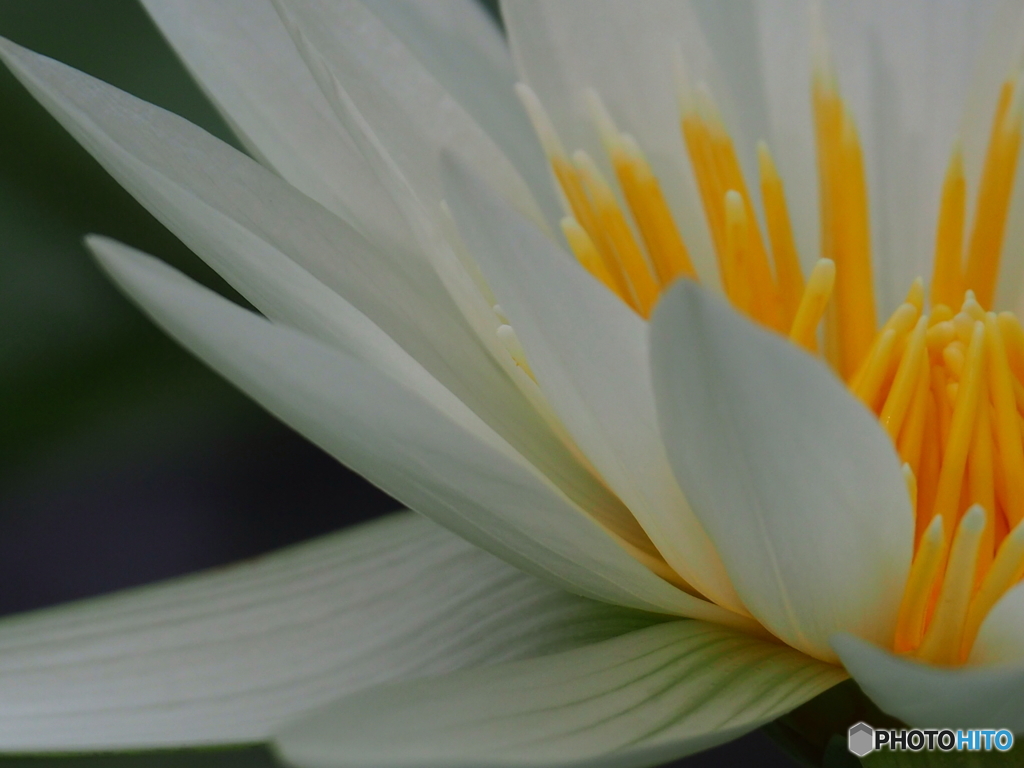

{"left": 0, "top": 511, "right": 665, "bottom": 751}
{"left": 273, "top": 0, "right": 549, "bottom": 233}
{"left": 0, "top": 37, "right": 626, "bottom": 549}
{"left": 275, "top": 620, "right": 845, "bottom": 768}
{"left": 501, "top": 0, "right": 719, "bottom": 284}
{"left": 90, "top": 238, "right": 755, "bottom": 628}
{"left": 140, "top": 0, "right": 413, "bottom": 258}
{"left": 650, "top": 282, "right": 913, "bottom": 661}
{"left": 833, "top": 633, "right": 1024, "bottom": 730}
{"left": 968, "top": 582, "right": 1024, "bottom": 666}
{"left": 359, "top": 0, "right": 562, "bottom": 226}
{"left": 442, "top": 155, "right": 745, "bottom": 616}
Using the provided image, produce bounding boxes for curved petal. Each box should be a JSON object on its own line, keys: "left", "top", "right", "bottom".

{"left": 90, "top": 237, "right": 756, "bottom": 629}
{"left": 358, "top": 0, "right": 562, "bottom": 228}
{"left": 833, "top": 633, "right": 1024, "bottom": 731}
{"left": 273, "top": 0, "right": 547, "bottom": 233}
{"left": 0, "top": 511, "right": 663, "bottom": 751}
{"left": 274, "top": 620, "right": 845, "bottom": 768}
{"left": 0, "top": 37, "right": 630, "bottom": 549}
{"left": 968, "top": 582, "right": 1024, "bottom": 666}
{"left": 442, "top": 154, "right": 745, "bottom": 616}
{"left": 140, "top": 0, "right": 412, "bottom": 258}
{"left": 650, "top": 281, "right": 913, "bottom": 661}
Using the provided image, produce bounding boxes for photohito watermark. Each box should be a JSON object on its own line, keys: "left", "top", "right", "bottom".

{"left": 848, "top": 722, "right": 1014, "bottom": 757}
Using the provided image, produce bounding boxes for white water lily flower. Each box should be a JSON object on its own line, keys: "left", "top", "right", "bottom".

{"left": 3, "top": 0, "right": 1024, "bottom": 766}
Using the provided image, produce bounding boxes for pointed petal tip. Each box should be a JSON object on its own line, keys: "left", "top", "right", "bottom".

{"left": 84, "top": 235, "right": 174, "bottom": 302}
{"left": 651, "top": 279, "right": 912, "bottom": 661}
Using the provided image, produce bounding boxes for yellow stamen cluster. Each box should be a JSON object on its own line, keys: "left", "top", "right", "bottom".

{"left": 517, "top": 48, "right": 1024, "bottom": 665}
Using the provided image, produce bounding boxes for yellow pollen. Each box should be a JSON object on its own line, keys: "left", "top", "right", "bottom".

{"left": 518, "top": 39, "right": 1024, "bottom": 665}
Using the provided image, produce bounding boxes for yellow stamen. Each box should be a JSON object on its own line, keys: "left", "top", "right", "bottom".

{"left": 985, "top": 313, "right": 1024, "bottom": 526}
{"left": 927, "top": 320, "right": 956, "bottom": 353}
{"left": 573, "top": 150, "right": 660, "bottom": 317}
{"left": 917, "top": 506, "right": 987, "bottom": 664}
{"left": 961, "top": 518, "right": 1024, "bottom": 660}
{"left": 903, "top": 463, "right": 918, "bottom": 513}
{"left": 897, "top": 355, "right": 931, "bottom": 476}
{"left": 966, "top": 391, "right": 996, "bottom": 574}
{"left": 894, "top": 514, "right": 946, "bottom": 654}
{"left": 964, "top": 79, "right": 1023, "bottom": 309}
{"left": 519, "top": 57, "right": 1024, "bottom": 668}
{"left": 789, "top": 259, "right": 835, "bottom": 352}
{"left": 932, "top": 322, "right": 986, "bottom": 532}
{"left": 813, "top": 66, "right": 877, "bottom": 377}
{"left": 584, "top": 89, "right": 697, "bottom": 285}
{"left": 723, "top": 189, "right": 755, "bottom": 318}
{"left": 561, "top": 217, "right": 620, "bottom": 296}
{"left": 850, "top": 303, "right": 919, "bottom": 391}
{"left": 758, "top": 141, "right": 805, "bottom": 328}
{"left": 930, "top": 145, "right": 967, "bottom": 309}
{"left": 516, "top": 83, "right": 637, "bottom": 308}
{"left": 998, "top": 311, "right": 1024, "bottom": 380}
{"left": 851, "top": 329, "right": 900, "bottom": 411}
{"left": 905, "top": 278, "right": 926, "bottom": 314}
{"left": 917, "top": 398, "right": 942, "bottom": 543}
{"left": 617, "top": 135, "right": 697, "bottom": 283}
{"left": 682, "top": 86, "right": 783, "bottom": 330}
{"left": 881, "top": 316, "right": 929, "bottom": 440}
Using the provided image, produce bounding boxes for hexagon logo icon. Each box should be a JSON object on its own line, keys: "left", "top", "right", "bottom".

{"left": 848, "top": 722, "right": 875, "bottom": 757}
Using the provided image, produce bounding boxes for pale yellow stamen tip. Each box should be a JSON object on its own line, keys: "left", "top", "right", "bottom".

{"left": 905, "top": 278, "right": 926, "bottom": 313}
{"left": 497, "top": 324, "right": 533, "bottom": 377}
{"left": 917, "top": 505, "right": 987, "bottom": 665}
{"left": 961, "top": 518, "right": 1024, "bottom": 660}
{"left": 561, "top": 216, "right": 618, "bottom": 295}
{"left": 789, "top": 258, "right": 834, "bottom": 352}
{"left": 515, "top": 82, "right": 566, "bottom": 160}
{"left": 894, "top": 514, "right": 945, "bottom": 654}
{"left": 903, "top": 463, "right": 918, "bottom": 513}
{"left": 583, "top": 87, "right": 619, "bottom": 156}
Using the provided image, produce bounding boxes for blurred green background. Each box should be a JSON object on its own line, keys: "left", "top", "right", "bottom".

{"left": 0, "top": 2, "right": 791, "bottom": 766}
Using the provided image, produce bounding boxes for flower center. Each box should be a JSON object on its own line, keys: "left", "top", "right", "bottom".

{"left": 518, "top": 44, "right": 1024, "bottom": 664}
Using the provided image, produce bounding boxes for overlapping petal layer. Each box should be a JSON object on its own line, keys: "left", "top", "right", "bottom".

{"left": 90, "top": 236, "right": 755, "bottom": 628}
{"left": 650, "top": 281, "right": 913, "bottom": 661}
{"left": 0, "top": 511, "right": 661, "bottom": 751}
{"left": 0, "top": 36, "right": 649, "bottom": 568}
{"left": 274, "top": 620, "right": 845, "bottom": 768}
{"left": 834, "top": 631, "right": 1024, "bottom": 731}
{"left": 442, "top": 155, "right": 745, "bottom": 614}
